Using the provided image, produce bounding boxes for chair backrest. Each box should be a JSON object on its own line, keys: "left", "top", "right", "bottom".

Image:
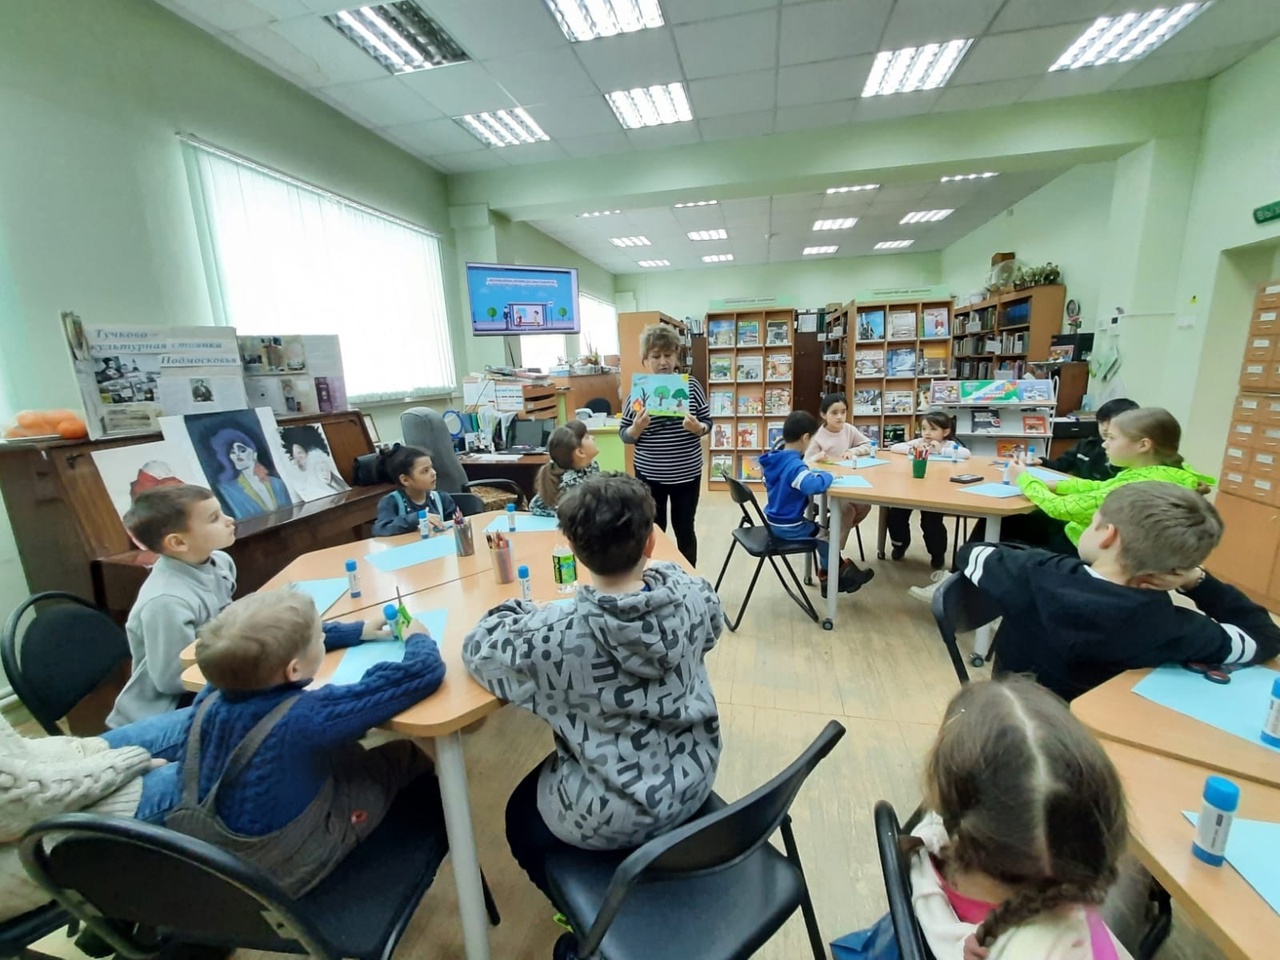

{"left": 400, "top": 407, "right": 468, "bottom": 492}
{"left": 930, "top": 572, "right": 1003, "bottom": 685}
{"left": 453, "top": 492, "right": 486, "bottom": 517}
{"left": 585, "top": 397, "right": 612, "bottom": 416}
{"left": 724, "top": 476, "right": 771, "bottom": 530}
{"left": 0, "top": 592, "right": 130, "bottom": 736}
{"left": 20, "top": 813, "right": 339, "bottom": 959}
{"left": 874, "top": 801, "right": 936, "bottom": 960}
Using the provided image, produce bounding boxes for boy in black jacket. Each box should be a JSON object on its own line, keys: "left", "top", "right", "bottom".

{"left": 955, "top": 481, "right": 1280, "bottom": 702}
{"left": 1035, "top": 396, "right": 1138, "bottom": 482}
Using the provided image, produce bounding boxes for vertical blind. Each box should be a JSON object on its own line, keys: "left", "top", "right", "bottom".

{"left": 182, "top": 139, "right": 456, "bottom": 400}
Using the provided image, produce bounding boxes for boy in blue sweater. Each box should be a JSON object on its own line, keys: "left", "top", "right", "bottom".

{"left": 759, "top": 411, "right": 874, "bottom": 595}
{"left": 170, "top": 590, "right": 446, "bottom": 896}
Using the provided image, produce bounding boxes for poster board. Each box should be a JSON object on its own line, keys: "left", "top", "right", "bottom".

{"left": 240, "top": 335, "right": 348, "bottom": 417}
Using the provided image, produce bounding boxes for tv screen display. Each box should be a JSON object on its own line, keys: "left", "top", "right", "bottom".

{"left": 466, "top": 262, "right": 580, "bottom": 336}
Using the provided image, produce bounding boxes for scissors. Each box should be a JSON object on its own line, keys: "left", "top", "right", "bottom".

{"left": 1182, "top": 662, "right": 1242, "bottom": 684}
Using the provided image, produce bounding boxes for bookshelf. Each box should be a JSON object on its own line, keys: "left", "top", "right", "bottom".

{"left": 820, "top": 303, "right": 850, "bottom": 393}
{"left": 703, "top": 308, "right": 797, "bottom": 484}
{"left": 950, "top": 285, "right": 1066, "bottom": 379}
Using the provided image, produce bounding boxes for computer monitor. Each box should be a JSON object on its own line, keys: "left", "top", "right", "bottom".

{"left": 507, "top": 417, "right": 554, "bottom": 451}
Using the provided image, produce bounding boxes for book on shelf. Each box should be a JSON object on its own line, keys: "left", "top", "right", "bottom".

{"left": 853, "top": 388, "right": 882, "bottom": 415}
{"left": 959, "top": 380, "right": 1021, "bottom": 403}
{"left": 1023, "top": 415, "right": 1048, "bottom": 435}
{"left": 709, "top": 357, "right": 733, "bottom": 382}
{"left": 736, "top": 320, "right": 760, "bottom": 346}
{"left": 860, "top": 424, "right": 881, "bottom": 445}
{"left": 886, "top": 347, "right": 916, "bottom": 377}
{"left": 711, "top": 423, "right": 734, "bottom": 449}
{"left": 883, "top": 424, "right": 907, "bottom": 445}
{"left": 971, "top": 408, "right": 1003, "bottom": 433}
{"left": 930, "top": 381, "right": 961, "bottom": 404}
{"left": 854, "top": 348, "right": 885, "bottom": 377}
{"left": 921, "top": 307, "right": 950, "bottom": 339}
{"left": 887, "top": 310, "right": 917, "bottom": 341}
{"left": 884, "top": 390, "right": 914, "bottom": 415}
{"left": 1047, "top": 344, "right": 1075, "bottom": 362}
{"left": 739, "top": 455, "right": 763, "bottom": 482}
{"left": 1018, "top": 380, "right": 1054, "bottom": 402}
{"left": 710, "top": 454, "right": 733, "bottom": 480}
{"left": 708, "top": 319, "right": 735, "bottom": 347}
{"left": 856, "top": 309, "right": 885, "bottom": 341}
{"left": 766, "top": 421, "right": 784, "bottom": 450}
{"left": 765, "top": 320, "right": 790, "bottom": 345}
{"left": 996, "top": 440, "right": 1029, "bottom": 460}
{"left": 709, "top": 389, "right": 734, "bottom": 416}
{"left": 916, "top": 386, "right": 931, "bottom": 412}
{"left": 766, "top": 353, "right": 792, "bottom": 380}
{"left": 737, "top": 423, "right": 759, "bottom": 449}
{"left": 764, "top": 387, "right": 792, "bottom": 416}
{"left": 735, "top": 355, "right": 763, "bottom": 381}
{"left": 917, "top": 353, "right": 949, "bottom": 377}
{"left": 737, "top": 393, "right": 763, "bottom": 416}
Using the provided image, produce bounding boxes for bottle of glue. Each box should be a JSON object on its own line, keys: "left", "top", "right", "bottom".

{"left": 1262, "top": 677, "right": 1280, "bottom": 747}
{"left": 1192, "top": 775, "right": 1239, "bottom": 866}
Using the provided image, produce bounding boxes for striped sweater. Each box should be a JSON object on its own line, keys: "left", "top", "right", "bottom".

{"left": 620, "top": 377, "right": 711, "bottom": 484}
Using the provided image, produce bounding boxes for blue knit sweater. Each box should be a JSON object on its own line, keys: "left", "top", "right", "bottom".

{"left": 183, "top": 631, "right": 445, "bottom": 835}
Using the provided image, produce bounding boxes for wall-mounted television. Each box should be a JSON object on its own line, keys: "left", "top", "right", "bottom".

{"left": 465, "top": 262, "right": 580, "bottom": 337}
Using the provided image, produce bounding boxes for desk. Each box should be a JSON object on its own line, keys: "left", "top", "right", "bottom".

{"left": 182, "top": 520, "right": 690, "bottom": 960}
{"left": 1103, "top": 741, "right": 1280, "bottom": 960}
{"left": 822, "top": 456, "right": 1036, "bottom": 653}
{"left": 459, "top": 453, "right": 547, "bottom": 500}
{"left": 1075, "top": 667, "right": 1280, "bottom": 789}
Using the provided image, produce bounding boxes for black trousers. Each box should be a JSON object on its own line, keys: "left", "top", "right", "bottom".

{"left": 967, "top": 512, "right": 1077, "bottom": 558}
{"left": 636, "top": 473, "right": 701, "bottom": 566}
{"left": 886, "top": 508, "right": 948, "bottom": 565}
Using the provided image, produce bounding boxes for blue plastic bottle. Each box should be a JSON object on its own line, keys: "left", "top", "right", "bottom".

{"left": 345, "top": 559, "right": 360, "bottom": 598}
{"left": 1192, "top": 775, "right": 1239, "bottom": 866}
{"left": 506, "top": 503, "right": 517, "bottom": 532}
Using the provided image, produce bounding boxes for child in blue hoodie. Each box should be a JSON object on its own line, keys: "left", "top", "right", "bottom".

{"left": 760, "top": 411, "right": 875, "bottom": 596}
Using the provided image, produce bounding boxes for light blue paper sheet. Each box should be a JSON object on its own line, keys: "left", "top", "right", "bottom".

{"left": 328, "top": 607, "right": 449, "bottom": 686}
{"left": 830, "top": 475, "right": 872, "bottom": 489}
{"left": 288, "top": 577, "right": 349, "bottom": 617}
{"left": 483, "top": 514, "right": 561, "bottom": 533}
{"left": 365, "top": 535, "right": 458, "bottom": 572}
{"left": 1133, "top": 664, "right": 1280, "bottom": 753}
{"left": 1184, "top": 812, "right": 1280, "bottom": 914}
{"left": 960, "top": 482, "right": 1025, "bottom": 499}
{"left": 847, "top": 457, "right": 889, "bottom": 469}
{"left": 1026, "top": 466, "right": 1068, "bottom": 484}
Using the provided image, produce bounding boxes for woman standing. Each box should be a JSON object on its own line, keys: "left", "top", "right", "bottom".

{"left": 619, "top": 324, "right": 711, "bottom": 565}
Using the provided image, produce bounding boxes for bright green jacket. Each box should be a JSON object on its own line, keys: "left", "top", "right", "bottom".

{"left": 1015, "top": 463, "right": 1216, "bottom": 545}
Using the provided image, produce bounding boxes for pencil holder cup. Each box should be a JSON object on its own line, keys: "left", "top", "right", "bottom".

{"left": 490, "top": 542, "right": 515, "bottom": 584}
{"left": 911, "top": 459, "right": 928, "bottom": 479}
{"left": 454, "top": 520, "right": 475, "bottom": 557}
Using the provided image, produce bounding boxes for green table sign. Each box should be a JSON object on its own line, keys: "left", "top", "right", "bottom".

{"left": 1254, "top": 201, "right": 1280, "bottom": 225}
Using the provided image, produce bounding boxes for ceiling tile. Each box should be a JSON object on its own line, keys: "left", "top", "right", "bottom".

{"left": 665, "top": 0, "right": 780, "bottom": 25}
{"left": 319, "top": 76, "right": 441, "bottom": 127}
{"left": 1158, "top": 0, "right": 1280, "bottom": 56}
{"left": 423, "top": 0, "right": 568, "bottom": 60}
{"left": 988, "top": 0, "right": 1125, "bottom": 34}
{"left": 770, "top": 193, "right": 823, "bottom": 212}
{"left": 385, "top": 116, "right": 487, "bottom": 155}
{"left": 880, "top": 0, "right": 1005, "bottom": 48}
{"left": 572, "top": 26, "right": 683, "bottom": 91}
{"left": 1019, "top": 62, "right": 1134, "bottom": 103}
{"left": 931, "top": 78, "right": 1028, "bottom": 113}
{"left": 779, "top": 0, "right": 893, "bottom": 65}
{"left": 948, "top": 22, "right": 1091, "bottom": 86}
{"left": 482, "top": 49, "right": 599, "bottom": 103}
{"left": 774, "top": 99, "right": 856, "bottom": 132}
{"left": 232, "top": 16, "right": 390, "bottom": 86}
{"left": 557, "top": 131, "right": 635, "bottom": 158}
{"left": 157, "top": 0, "right": 290, "bottom": 33}
{"left": 674, "top": 10, "right": 779, "bottom": 81}
{"left": 1108, "top": 41, "right": 1265, "bottom": 91}
{"left": 425, "top": 150, "right": 511, "bottom": 173}
{"left": 499, "top": 141, "right": 570, "bottom": 166}
{"left": 777, "top": 56, "right": 871, "bottom": 107}
{"left": 851, "top": 88, "right": 941, "bottom": 122}
{"left": 688, "top": 69, "right": 777, "bottom": 118}
{"left": 295, "top": 0, "right": 350, "bottom": 12}
{"left": 625, "top": 122, "right": 702, "bottom": 149}
{"left": 399, "top": 61, "right": 518, "bottom": 116}
{"left": 247, "top": 0, "right": 312, "bottom": 18}
{"left": 699, "top": 109, "right": 776, "bottom": 141}
{"left": 527, "top": 96, "right": 622, "bottom": 139}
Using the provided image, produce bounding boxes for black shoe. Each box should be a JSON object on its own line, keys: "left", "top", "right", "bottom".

{"left": 930, "top": 555, "right": 946, "bottom": 571}
{"left": 818, "top": 573, "right": 829, "bottom": 598}
{"left": 890, "top": 543, "right": 907, "bottom": 561}
{"left": 839, "top": 564, "right": 875, "bottom": 593}
{"left": 553, "top": 932, "right": 578, "bottom": 960}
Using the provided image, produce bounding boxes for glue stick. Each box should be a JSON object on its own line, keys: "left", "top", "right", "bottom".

{"left": 1192, "top": 775, "right": 1239, "bottom": 866}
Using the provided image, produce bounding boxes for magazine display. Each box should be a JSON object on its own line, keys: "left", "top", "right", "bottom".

{"left": 764, "top": 388, "right": 792, "bottom": 416}
{"left": 884, "top": 390, "right": 914, "bottom": 415}
{"left": 738, "top": 392, "right": 763, "bottom": 416}
{"left": 736, "top": 355, "right": 763, "bottom": 381}
{"left": 711, "top": 423, "right": 734, "bottom": 449}
{"left": 708, "top": 319, "right": 735, "bottom": 347}
{"left": 737, "top": 320, "right": 760, "bottom": 346}
{"left": 856, "top": 310, "right": 885, "bottom": 341}
{"left": 887, "top": 310, "right": 917, "bottom": 341}
{"left": 766, "top": 354, "right": 792, "bottom": 380}
{"left": 709, "top": 357, "right": 734, "bottom": 382}
{"left": 710, "top": 454, "right": 733, "bottom": 479}
{"left": 853, "top": 388, "right": 882, "bottom": 415}
{"left": 971, "top": 409, "right": 1003, "bottom": 433}
{"left": 854, "top": 349, "right": 885, "bottom": 377}
{"left": 765, "top": 320, "right": 790, "bottom": 345}
{"left": 737, "top": 423, "right": 759, "bottom": 448}
{"left": 921, "top": 307, "right": 950, "bottom": 339}
{"left": 886, "top": 347, "right": 916, "bottom": 377}
{"left": 710, "top": 390, "right": 734, "bottom": 416}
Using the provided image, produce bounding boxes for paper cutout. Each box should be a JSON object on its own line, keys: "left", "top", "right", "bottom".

{"left": 1133, "top": 664, "right": 1280, "bottom": 754}
{"left": 288, "top": 577, "right": 349, "bottom": 617}
{"left": 834, "top": 457, "right": 889, "bottom": 469}
{"left": 483, "top": 514, "right": 561, "bottom": 534}
{"left": 328, "top": 607, "right": 449, "bottom": 686}
{"left": 365, "top": 535, "right": 458, "bottom": 572}
{"left": 1184, "top": 812, "right": 1280, "bottom": 914}
{"left": 960, "top": 483, "right": 1026, "bottom": 499}
{"left": 830, "top": 475, "right": 873, "bottom": 489}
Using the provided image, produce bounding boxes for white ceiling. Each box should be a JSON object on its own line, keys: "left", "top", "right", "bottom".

{"left": 153, "top": 0, "right": 1280, "bottom": 271}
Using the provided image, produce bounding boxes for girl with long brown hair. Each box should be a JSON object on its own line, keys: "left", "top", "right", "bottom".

{"left": 529, "top": 420, "right": 600, "bottom": 517}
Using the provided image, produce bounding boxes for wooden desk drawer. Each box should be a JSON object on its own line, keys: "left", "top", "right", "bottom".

{"left": 1241, "top": 362, "right": 1269, "bottom": 389}
{"left": 1223, "top": 447, "right": 1250, "bottom": 473}
{"left": 1220, "top": 470, "right": 1246, "bottom": 496}
{"left": 1254, "top": 451, "right": 1280, "bottom": 477}
{"left": 1246, "top": 335, "right": 1277, "bottom": 362}
{"left": 1230, "top": 420, "right": 1260, "bottom": 448}
{"left": 1236, "top": 395, "right": 1263, "bottom": 421}
{"left": 1242, "top": 475, "right": 1280, "bottom": 505}
{"left": 1257, "top": 283, "right": 1280, "bottom": 310}
{"left": 1254, "top": 309, "right": 1280, "bottom": 336}
{"left": 1268, "top": 363, "right": 1280, "bottom": 391}
{"left": 1258, "top": 426, "right": 1280, "bottom": 452}
{"left": 1263, "top": 398, "right": 1280, "bottom": 425}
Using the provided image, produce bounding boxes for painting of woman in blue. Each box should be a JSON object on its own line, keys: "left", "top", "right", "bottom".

{"left": 209, "top": 427, "right": 293, "bottom": 520}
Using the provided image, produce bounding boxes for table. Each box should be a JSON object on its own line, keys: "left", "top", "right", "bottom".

{"left": 181, "top": 514, "right": 691, "bottom": 960}
{"left": 459, "top": 453, "right": 548, "bottom": 500}
{"left": 1075, "top": 667, "right": 1280, "bottom": 788}
{"left": 1103, "top": 741, "right": 1280, "bottom": 960}
{"left": 822, "top": 455, "right": 1037, "bottom": 655}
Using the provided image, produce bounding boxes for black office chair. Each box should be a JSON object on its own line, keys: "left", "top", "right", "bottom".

{"left": 544, "top": 721, "right": 845, "bottom": 960}
{"left": 713, "top": 478, "right": 821, "bottom": 631}
{"left": 1, "top": 592, "right": 131, "bottom": 735}
{"left": 873, "top": 801, "right": 937, "bottom": 960}
{"left": 19, "top": 772, "right": 498, "bottom": 960}
{"left": 400, "top": 407, "right": 525, "bottom": 510}
{"left": 0, "top": 903, "right": 74, "bottom": 959}
{"left": 929, "top": 572, "right": 1003, "bottom": 682}
{"left": 584, "top": 397, "right": 612, "bottom": 416}
{"left": 452, "top": 492, "right": 486, "bottom": 517}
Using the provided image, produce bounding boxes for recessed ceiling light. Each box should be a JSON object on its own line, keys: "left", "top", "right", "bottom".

{"left": 674, "top": 200, "right": 718, "bottom": 208}
{"left": 1050, "top": 4, "right": 1209, "bottom": 71}
{"left": 874, "top": 240, "right": 914, "bottom": 250}
{"left": 687, "top": 229, "right": 728, "bottom": 241}
{"left": 610, "top": 236, "right": 651, "bottom": 247}
{"left": 863, "top": 39, "right": 973, "bottom": 96}
{"left": 900, "top": 209, "right": 954, "bottom": 224}
{"left": 457, "top": 108, "right": 549, "bottom": 147}
{"left": 702, "top": 254, "right": 734, "bottom": 263}
{"left": 826, "top": 184, "right": 879, "bottom": 194}
{"left": 605, "top": 83, "right": 693, "bottom": 129}
{"left": 325, "top": 3, "right": 469, "bottom": 74}
{"left": 579, "top": 209, "right": 621, "bottom": 217}
{"left": 636, "top": 259, "right": 670, "bottom": 268}
{"left": 940, "top": 172, "right": 998, "bottom": 182}
{"left": 544, "top": 0, "right": 664, "bottom": 43}
{"left": 813, "top": 218, "right": 857, "bottom": 231}
{"left": 803, "top": 246, "right": 839, "bottom": 256}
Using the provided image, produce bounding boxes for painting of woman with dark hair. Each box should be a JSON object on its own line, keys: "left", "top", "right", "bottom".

{"left": 209, "top": 428, "right": 293, "bottom": 519}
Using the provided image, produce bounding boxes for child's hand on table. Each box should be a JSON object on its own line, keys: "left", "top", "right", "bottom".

{"left": 405, "top": 618, "right": 431, "bottom": 639}
{"left": 1006, "top": 457, "right": 1029, "bottom": 481}
{"left": 360, "top": 614, "right": 388, "bottom": 640}
{"left": 849, "top": 444, "right": 872, "bottom": 458}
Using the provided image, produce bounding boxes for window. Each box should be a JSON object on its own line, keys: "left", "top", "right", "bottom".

{"left": 182, "top": 138, "right": 455, "bottom": 401}
{"left": 580, "top": 293, "right": 619, "bottom": 357}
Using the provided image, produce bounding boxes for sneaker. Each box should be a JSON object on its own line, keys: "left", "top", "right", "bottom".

{"left": 839, "top": 563, "right": 875, "bottom": 594}
{"left": 890, "top": 543, "right": 908, "bottom": 561}
{"left": 908, "top": 570, "right": 949, "bottom": 603}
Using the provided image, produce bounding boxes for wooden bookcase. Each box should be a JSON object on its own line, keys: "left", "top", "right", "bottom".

{"left": 703, "top": 308, "right": 798, "bottom": 485}
{"left": 616, "top": 311, "right": 697, "bottom": 475}
{"left": 950, "top": 285, "right": 1066, "bottom": 379}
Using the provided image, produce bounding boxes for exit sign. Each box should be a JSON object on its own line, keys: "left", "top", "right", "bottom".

{"left": 1255, "top": 201, "right": 1280, "bottom": 225}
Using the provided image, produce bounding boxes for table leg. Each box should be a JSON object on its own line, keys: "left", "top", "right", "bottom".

{"left": 433, "top": 731, "right": 491, "bottom": 960}
{"left": 825, "top": 496, "right": 841, "bottom": 630}
{"left": 876, "top": 506, "right": 888, "bottom": 560}
{"left": 972, "top": 515, "right": 1002, "bottom": 664}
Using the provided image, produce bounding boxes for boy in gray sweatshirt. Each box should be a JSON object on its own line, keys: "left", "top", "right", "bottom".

{"left": 463, "top": 474, "right": 723, "bottom": 903}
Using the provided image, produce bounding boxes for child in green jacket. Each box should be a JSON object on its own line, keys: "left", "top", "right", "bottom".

{"left": 1010, "top": 407, "right": 1213, "bottom": 545}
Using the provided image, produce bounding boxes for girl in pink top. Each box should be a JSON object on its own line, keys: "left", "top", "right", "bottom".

{"left": 803, "top": 393, "right": 872, "bottom": 554}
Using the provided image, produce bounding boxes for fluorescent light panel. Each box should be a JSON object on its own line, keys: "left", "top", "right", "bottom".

{"left": 900, "top": 209, "right": 954, "bottom": 224}
{"left": 544, "top": 0, "right": 664, "bottom": 43}
{"left": 610, "top": 236, "right": 651, "bottom": 247}
{"left": 325, "top": 3, "right": 469, "bottom": 74}
{"left": 687, "top": 229, "right": 728, "bottom": 241}
{"left": 606, "top": 83, "right": 693, "bottom": 129}
{"left": 674, "top": 200, "right": 717, "bottom": 208}
{"left": 457, "top": 108, "right": 549, "bottom": 147}
{"left": 875, "top": 240, "right": 914, "bottom": 250}
{"left": 803, "top": 246, "right": 839, "bottom": 256}
{"left": 826, "top": 184, "right": 879, "bottom": 194}
{"left": 941, "top": 172, "right": 998, "bottom": 182}
{"left": 702, "top": 254, "right": 734, "bottom": 263}
{"left": 579, "top": 210, "right": 620, "bottom": 217}
{"left": 636, "top": 259, "right": 670, "bottom": 267}
{"left": 1050, "top": 3, "right": 1209, "bottom": 71}
{"left": 863, "top": 39, "right": 973, "bottom": 96}
{"left": 813, "top": 218, "right": 857, "bottom": 231}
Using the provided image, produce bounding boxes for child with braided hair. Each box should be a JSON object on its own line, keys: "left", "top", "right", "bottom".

{"left": 528, "top": 420, "right": 600, "bottom": 517}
